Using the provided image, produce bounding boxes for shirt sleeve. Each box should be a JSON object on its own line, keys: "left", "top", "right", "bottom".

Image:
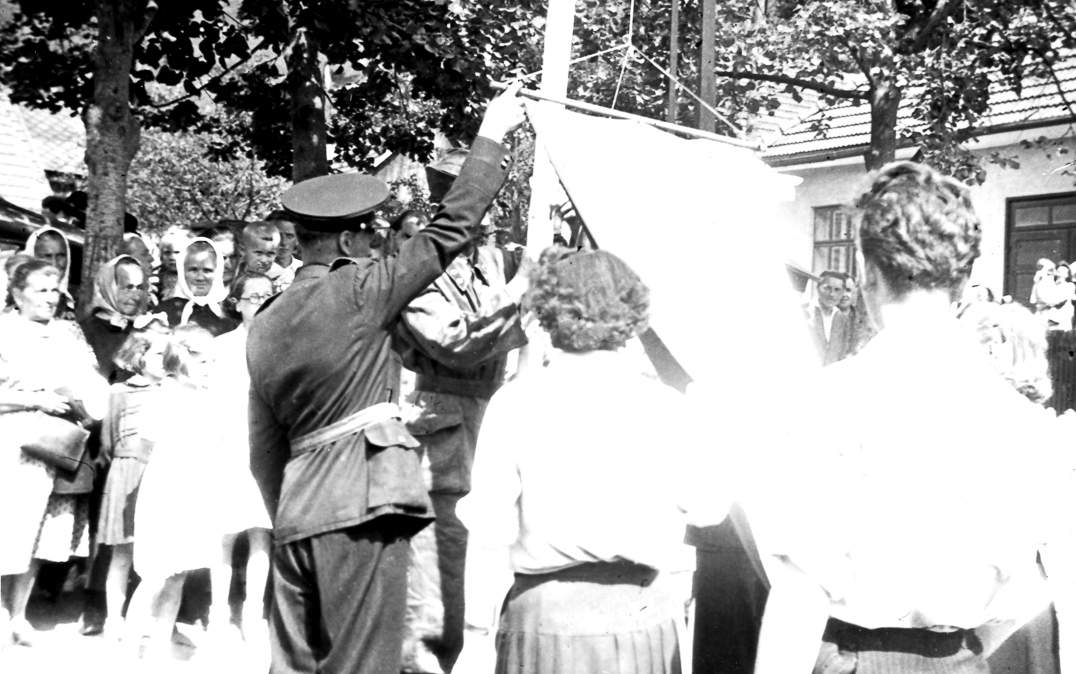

{"left": 66, "top": 321, "right": 110, "bottom": 420}
{"left": 456, "top": 386, "right": 522, "bottom": 550}
{"left": 374, "top": 136, "right": 511, "bottom": 324}
{"left": 401, "top": 280, "right": 527, "bottom": 371}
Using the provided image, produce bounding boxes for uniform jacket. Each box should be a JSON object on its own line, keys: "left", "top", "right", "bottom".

{"left": 395, "top": 246, "right": 527, "bottom": 492}
{"left": 247, "top": 136, "right": 510, "bottom": 545}
{"left": 806, "top": 305, "right": 852, "bottom": 367}
{"left": 397, "top": 246, "right": 527, "bottom": 391}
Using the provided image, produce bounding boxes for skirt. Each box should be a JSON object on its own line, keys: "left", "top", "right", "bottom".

{"left": 0, "top": 447, "right": 54, "bottom": 574}
{"left": 495, "top": 562, "right": 683, "bottom": 674}
{"left": 35, "top": 493, "right": 89, "bottom": 563}
{"left": 97, "top": 457, "right": 148, "bottom": 545}
{"left": 134, "top": 441, "right": 222, "bottom": 579}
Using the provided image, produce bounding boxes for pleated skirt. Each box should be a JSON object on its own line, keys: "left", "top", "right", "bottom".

{"left": 495, "top": 562, "right": 682, "bottom": 674}
{"left": 98, "top": 457, "right": 147, "bottom": 545}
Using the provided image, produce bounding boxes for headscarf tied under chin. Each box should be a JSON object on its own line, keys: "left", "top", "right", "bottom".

{"left": 89, "top": 254, "right": 153, "bottom": 328}
{"left": 175, "top": 237, "right": 228, "bottom": 325}
{"left": 23, "top": 226, "right": 72, "bottom": 296}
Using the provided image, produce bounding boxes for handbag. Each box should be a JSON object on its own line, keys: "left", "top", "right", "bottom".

{"left": 19, "top": 410, "right": 91, "bottom": 473}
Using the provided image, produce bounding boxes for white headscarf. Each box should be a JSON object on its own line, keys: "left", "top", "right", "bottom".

{"left": 23, "top": 225, "right": 72, "bottom": 295}
{"left": 174, "top": 237, "right": 228, "bottom": 325}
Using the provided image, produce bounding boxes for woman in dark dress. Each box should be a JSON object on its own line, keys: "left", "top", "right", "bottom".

{"left": 77, "top": 255, "right": 153, "bottom": 384}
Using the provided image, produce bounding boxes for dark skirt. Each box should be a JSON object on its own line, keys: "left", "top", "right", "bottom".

{"left": 97, "top": 457, "right": 147, "bottom": 545}
{"left": 495, "top": 562, "right": 682, "bottom": 674}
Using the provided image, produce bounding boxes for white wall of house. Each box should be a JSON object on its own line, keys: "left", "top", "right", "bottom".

{"left": 773, "top": 123, "right": 1075, "bottom": 299}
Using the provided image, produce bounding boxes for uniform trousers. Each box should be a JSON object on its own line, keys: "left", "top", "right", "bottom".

{"left": 404, "top": 392, "right": 489, "bottom": 672}
{"left": 270, "top": 516, "right": 413, "bottom": 674}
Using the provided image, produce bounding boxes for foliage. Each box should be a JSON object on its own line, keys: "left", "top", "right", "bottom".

{"left": 383, "top": 174, "right": 432, "bottom": 220}
{"left": 542, "top": 0, "right": 1075, "bottom": 182}
{"left": 0, "top": 0, "right": 249, "bottom": 118}
{"left": 701, "top": 0, "right": 1076, "bottom": 179}
{"left": 127, "top": 128, "right": 288, "bottom": 235}
{"left": 201, "top": 0, "right": 547, "bottom": 177}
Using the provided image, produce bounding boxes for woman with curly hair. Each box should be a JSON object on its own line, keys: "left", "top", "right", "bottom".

{"left": 454, "top": 247, "right": 717, "bottom": 674}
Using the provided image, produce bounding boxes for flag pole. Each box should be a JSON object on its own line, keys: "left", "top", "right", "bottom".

{"left": 524, "top": 0, "right": 576, "bottom": 259}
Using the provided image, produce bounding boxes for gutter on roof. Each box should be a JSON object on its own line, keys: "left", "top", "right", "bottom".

{"left": 763, "top": 116, "right": 1074, "bottom": 168}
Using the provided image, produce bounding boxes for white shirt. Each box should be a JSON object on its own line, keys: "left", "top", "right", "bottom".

{"left": 811, "top": 302, "right": 839, "bottom": 341}
{"left": 757, "top": 317, "right": 1067, "bottom": 630}
{"left": 457, "top": 349, "right": 713, "bottom": 575}
{"left": 270, "top": 258, "right": 303, "bottom": 294}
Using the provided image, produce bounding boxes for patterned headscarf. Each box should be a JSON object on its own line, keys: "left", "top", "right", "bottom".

{"left": 88, "top": 254, "right": 158, "bottom": 328}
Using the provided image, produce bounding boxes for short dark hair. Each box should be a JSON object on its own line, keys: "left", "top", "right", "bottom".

{"left": 294, "top": 221, "right": 336, "bottom": 246}
{"left": 294, "top": 221, "right": 374, "bottom": 247}
{"left": 855, "top": 161, "right": 981, "bottom": 297}
{"left": 225, "top": 271, "right": 273, "bottom": 321}
{"left": 265, "top": 210, "right": 293, "bottom": 223}
{"left": 390, "top": 209, "right": 428, "bottom": 233}
{"left": 819, "top": 270, "right": 848, "bottom": 283}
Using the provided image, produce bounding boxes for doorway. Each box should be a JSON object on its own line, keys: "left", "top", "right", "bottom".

{"left": 1005, "top": 193, "right": 1076, "bottom": 307}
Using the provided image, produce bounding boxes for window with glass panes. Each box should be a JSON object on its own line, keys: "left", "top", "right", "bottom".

{"left": 813, "top": 205, "right": 856, "bottom": 276}
{"left": 1005, "top": 193, "right": 1076, "bottom": 306}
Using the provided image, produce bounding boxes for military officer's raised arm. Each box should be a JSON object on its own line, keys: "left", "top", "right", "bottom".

{"left": 377, "top": 84, "right": 525, "bottom": 323}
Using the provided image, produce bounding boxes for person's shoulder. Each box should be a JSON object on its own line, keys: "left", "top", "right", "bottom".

{"left": 51, "top": 317, "right": 86, "bottom": 338}
{"left": 156, "top": 297, "right": 185, "bottom": 317}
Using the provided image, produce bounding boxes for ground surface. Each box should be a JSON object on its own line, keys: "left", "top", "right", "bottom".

{"left": 1, "top": 587, "right": 269, "bottom": 674}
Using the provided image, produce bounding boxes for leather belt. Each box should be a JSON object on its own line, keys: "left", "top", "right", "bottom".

{"left": 289, "top": 402, "right": 400, "bottom": 458}
{"left": 414, "top": 373, "right": 502, "bottom": 400}
{"left": 823, "top": 617, "right": 981, "bottom": 658}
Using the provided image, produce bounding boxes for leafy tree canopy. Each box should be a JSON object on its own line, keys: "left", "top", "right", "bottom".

{"left": 127, "top": 127, "right": 288, "bottom": 236}
{"left": 200, "top": 0, "right": 547, "bottom": 176}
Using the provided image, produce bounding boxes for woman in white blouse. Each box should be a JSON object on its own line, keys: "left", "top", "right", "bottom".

{"left": 455, "top": 248, "right": 720, "bottom": 674}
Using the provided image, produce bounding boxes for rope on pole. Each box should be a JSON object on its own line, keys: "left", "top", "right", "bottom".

{"left": 491, "top": 81, "right": 760, "bottom": 150}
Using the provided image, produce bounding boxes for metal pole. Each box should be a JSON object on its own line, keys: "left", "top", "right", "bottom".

{"left": 667, "top": 0, "right": 679, "bottom": 125}
{"left": 525, "top": 0, "right": 576, "bottom": 259}
{"left": 698, "top": 0, "right": 716, "bottom": 132}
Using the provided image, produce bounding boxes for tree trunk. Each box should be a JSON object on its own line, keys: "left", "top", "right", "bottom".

{"left": 865, "top": 78, "right": 900, "bottom": 171}
{"left": 80, "top": 0, "right": 153, "bottom": 318}
{"left": 290, "top": 28, "right": 329, "bottom": 182}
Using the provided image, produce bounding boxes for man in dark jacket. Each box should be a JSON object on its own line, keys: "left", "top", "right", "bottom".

{"left": 247, "top": 85, "right": 524, "bottom": 674}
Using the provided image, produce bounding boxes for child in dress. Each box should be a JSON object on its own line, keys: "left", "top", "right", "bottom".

{"left": 124, "top": 324, "right": 226, "bottom": 657}
{"left": 207, "top": 272, "right": 274, "bottom": 651}
{"left": 97, "top": 321, "right": 171, "bottom": 639}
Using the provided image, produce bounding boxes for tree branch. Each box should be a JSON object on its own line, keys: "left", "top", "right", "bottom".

{"left": 713, "top": 69, "right": 867, "bottom": 100}
{"left": 1033, "top": 49, "right": 1076, "bottom": 118}
{"left": 134, "top": 0, "right": 159, "bottom": 43}
{"left": 906, "top": 0, "right": 959, "bottom": 52}
{"left": 146, "top": 37, "right": 270, "bottom": 109}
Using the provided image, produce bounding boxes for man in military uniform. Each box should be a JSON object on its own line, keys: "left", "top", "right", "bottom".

{"left": 247, "top": 85, "right": 524, "bottom": 674}
{"left": 397, "top": 151, "right": 530, "bottom": 673}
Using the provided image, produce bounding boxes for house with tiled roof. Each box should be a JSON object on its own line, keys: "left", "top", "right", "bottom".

{"left": 760, "top": 58, "right": 1076, "bottom": 306}
{"left": 0, "top": 90, "right": 86, "bottom": 252}
{"left": 0, "top": 91, "right": 54, "bottom": 213}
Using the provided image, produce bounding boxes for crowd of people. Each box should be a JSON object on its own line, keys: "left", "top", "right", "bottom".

{"left": 1, "top": 85, "right": 1074, "bottom": 674}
